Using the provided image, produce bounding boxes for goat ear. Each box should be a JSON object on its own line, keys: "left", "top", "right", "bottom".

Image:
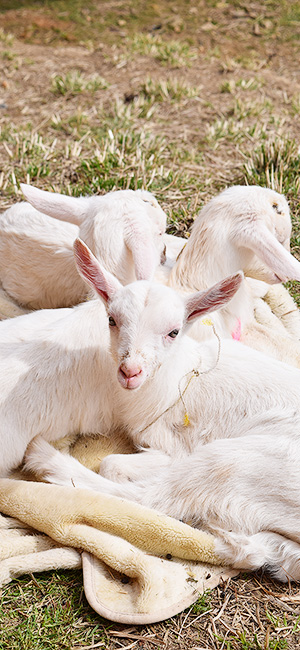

{"left": 234, "top": 222, "right": 300, "bottom": 283}
{"left": 185, "top": 272, "right": 243, "bottom": 322}
{"left": 73, "top": 238, "right": 121, "bottom": 303}
{"left": 124, "top": 218, "right": 159, "bottom": 281}
{"left": 20, "top": 184, "right": 86, "bottom": 225}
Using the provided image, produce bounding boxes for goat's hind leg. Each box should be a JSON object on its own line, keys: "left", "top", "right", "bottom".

{"left": 215, "top": 530, "right": 300, "bottom": 582}
{"left": 258, "top": 532, "right": 300, "bottom": 582}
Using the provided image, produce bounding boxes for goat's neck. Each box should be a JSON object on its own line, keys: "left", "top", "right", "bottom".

{"left": 168, "top": 228, "right": 237, "bottom": 291}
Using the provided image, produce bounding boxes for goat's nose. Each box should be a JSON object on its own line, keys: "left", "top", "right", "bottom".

{"left": 119, "top": 363, "right": 142, "bottom": 379}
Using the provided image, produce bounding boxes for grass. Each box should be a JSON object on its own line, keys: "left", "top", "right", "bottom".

{"left": 191, "top": 590, "right": 212, "bottom": 615}
{"left": 51, "top": 71, "right": 109, "bottom": 96}
{"left": 128, "top": 33, "right": 198, "bottom": 67}
{"left": 242, "top": 138, "right": 300, "bottom": 197}
{"left": 77, "top": 131, "right": 176, "bottom": 194}
{"left": 0, "top": 0, "right": 299, "bottom": 53}
{"left": 140, "top": 77, "right": 203, "bottom": 103}
{"left": 0, "top": 121, "right": 198, "bottom": 205}
{"left": 0, "top": 27, "right": 14, "bottom": 44}
{"left": 206, "top": 116, "right": 255, "bottom": 144}
{"left": 221, "top": 77, "right": 263, "bottom": 93}
{"left": 232, "top": 97, "right": 274, "bottom": 121}
{"left": 0, "top": 0, "right": 300, "bottom": 648}
{"left": 3, "top": 572, "right": 300, "bottom": 649}
{"left": 0, "top": 571, "right": 110, "bottom": 650}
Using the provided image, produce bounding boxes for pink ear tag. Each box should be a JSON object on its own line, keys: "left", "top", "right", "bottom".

{"left": 231, "top": 318, "right": 242, "bottom": 341}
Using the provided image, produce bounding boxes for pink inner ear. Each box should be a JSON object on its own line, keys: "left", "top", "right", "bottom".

{"left": 186, "top": 272, "right": 243, "bottom": 322}
{"left": 73, "top": 238, "right": 114, "bottom": 303}
{"left": 74, "top": 238, "right": 98, "bottom": 283}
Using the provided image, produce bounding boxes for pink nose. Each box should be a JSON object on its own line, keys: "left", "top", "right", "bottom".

{"left": 119, "top": 364, "right": 142, "bottom": 379}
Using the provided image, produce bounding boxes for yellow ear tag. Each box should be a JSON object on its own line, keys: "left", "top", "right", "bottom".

{"left": 202, "top": 318, "right": 213, "bottom": 326}
{"left": 183, "top": 412, "right": 190, "bottom": 427}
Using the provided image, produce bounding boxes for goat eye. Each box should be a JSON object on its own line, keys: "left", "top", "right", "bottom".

{"left": 272, "top": 203, "right": 282, "bottom": 215}
{"left": 168, "top": 329, "right": 179, "bottom": 339}
{"left": 109, "top": 316, "right": 117, "bottom": 327}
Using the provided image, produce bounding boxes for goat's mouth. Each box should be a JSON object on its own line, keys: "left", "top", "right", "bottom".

{"left": 117, "top": 367, "right": 144, "bottom": 390}
{"left": 246, "top": 267, "right": 283, "bottom": 285}
{"left": 267, "top": 271, "right": 284, "bottom": 284}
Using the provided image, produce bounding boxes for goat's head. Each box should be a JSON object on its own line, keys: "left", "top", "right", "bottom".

{"left": 191, "top": 185, "right": 300, "bottom": 284}
{"left": 20, "top": 183, "right": 167, "bottom": 283}
{"left": 74, "top": 238, "right": 243, "bottom": 390}
{"left": 228, "top": 186, "right": 296, "bottom": 283}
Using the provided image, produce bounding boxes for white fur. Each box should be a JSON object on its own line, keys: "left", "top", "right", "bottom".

{"left": 28, "top": 435, "right": 300, "bottom": 581}
{"left": 0, "top": 202, "right": 83, "bottom": 309}
{"left": 15, "top": 242, "right": 300, "bottom": 580}
{"left": 160, "top": 186, "right": 300, "bottom": 365}
{"left": 0, "top": 186, "right": 167, "bottom": 308}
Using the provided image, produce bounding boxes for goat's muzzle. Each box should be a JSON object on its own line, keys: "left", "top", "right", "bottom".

{"left": 118, "top": 363, "right": 144, "bottom": 390}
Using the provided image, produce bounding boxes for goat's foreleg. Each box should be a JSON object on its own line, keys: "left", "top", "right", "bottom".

{"left": 24, "top": 437, "right": 169, "bottom": 497}
{"left": 99, "top": 449, "right": 172, "bottom": 483}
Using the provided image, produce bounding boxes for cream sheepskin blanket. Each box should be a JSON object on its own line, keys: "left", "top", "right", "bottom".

{"left": 0, "top": 435, "right": 237, "bottom": 624}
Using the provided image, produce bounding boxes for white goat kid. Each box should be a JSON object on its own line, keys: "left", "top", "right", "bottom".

{"left": 0, "top": 185, "right": 167, "bottom": 309}
{"left": 169, "top": 186, "right": 296, "bottom": 292}
{"left": 163, "top": 186, "right": 300, "bottom": 364}
{"left": 24, "top": 240, "right": 300, "bottom": 581}
{"left": 0, "top": 243, "right": 241, "bottom": 475}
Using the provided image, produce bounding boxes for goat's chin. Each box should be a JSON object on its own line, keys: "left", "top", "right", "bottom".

{"left": 117, "top": 370, "right": 145, "bottom": 390}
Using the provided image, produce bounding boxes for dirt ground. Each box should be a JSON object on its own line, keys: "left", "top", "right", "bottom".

{"left": 1, "top": 1, "right": 300, "bottom": 210}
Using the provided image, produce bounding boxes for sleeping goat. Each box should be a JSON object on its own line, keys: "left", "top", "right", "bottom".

{"left": 0, "top": 185, "right": 167, "bottom": 309}
{"left": 5, "top": 238, "right": 297, "bottom": 582}
{"left": 160, "top": 185, "right": 300, "bottom": 364}
{"left": 20, "top": 183, "right": 300, "bottom": 366}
